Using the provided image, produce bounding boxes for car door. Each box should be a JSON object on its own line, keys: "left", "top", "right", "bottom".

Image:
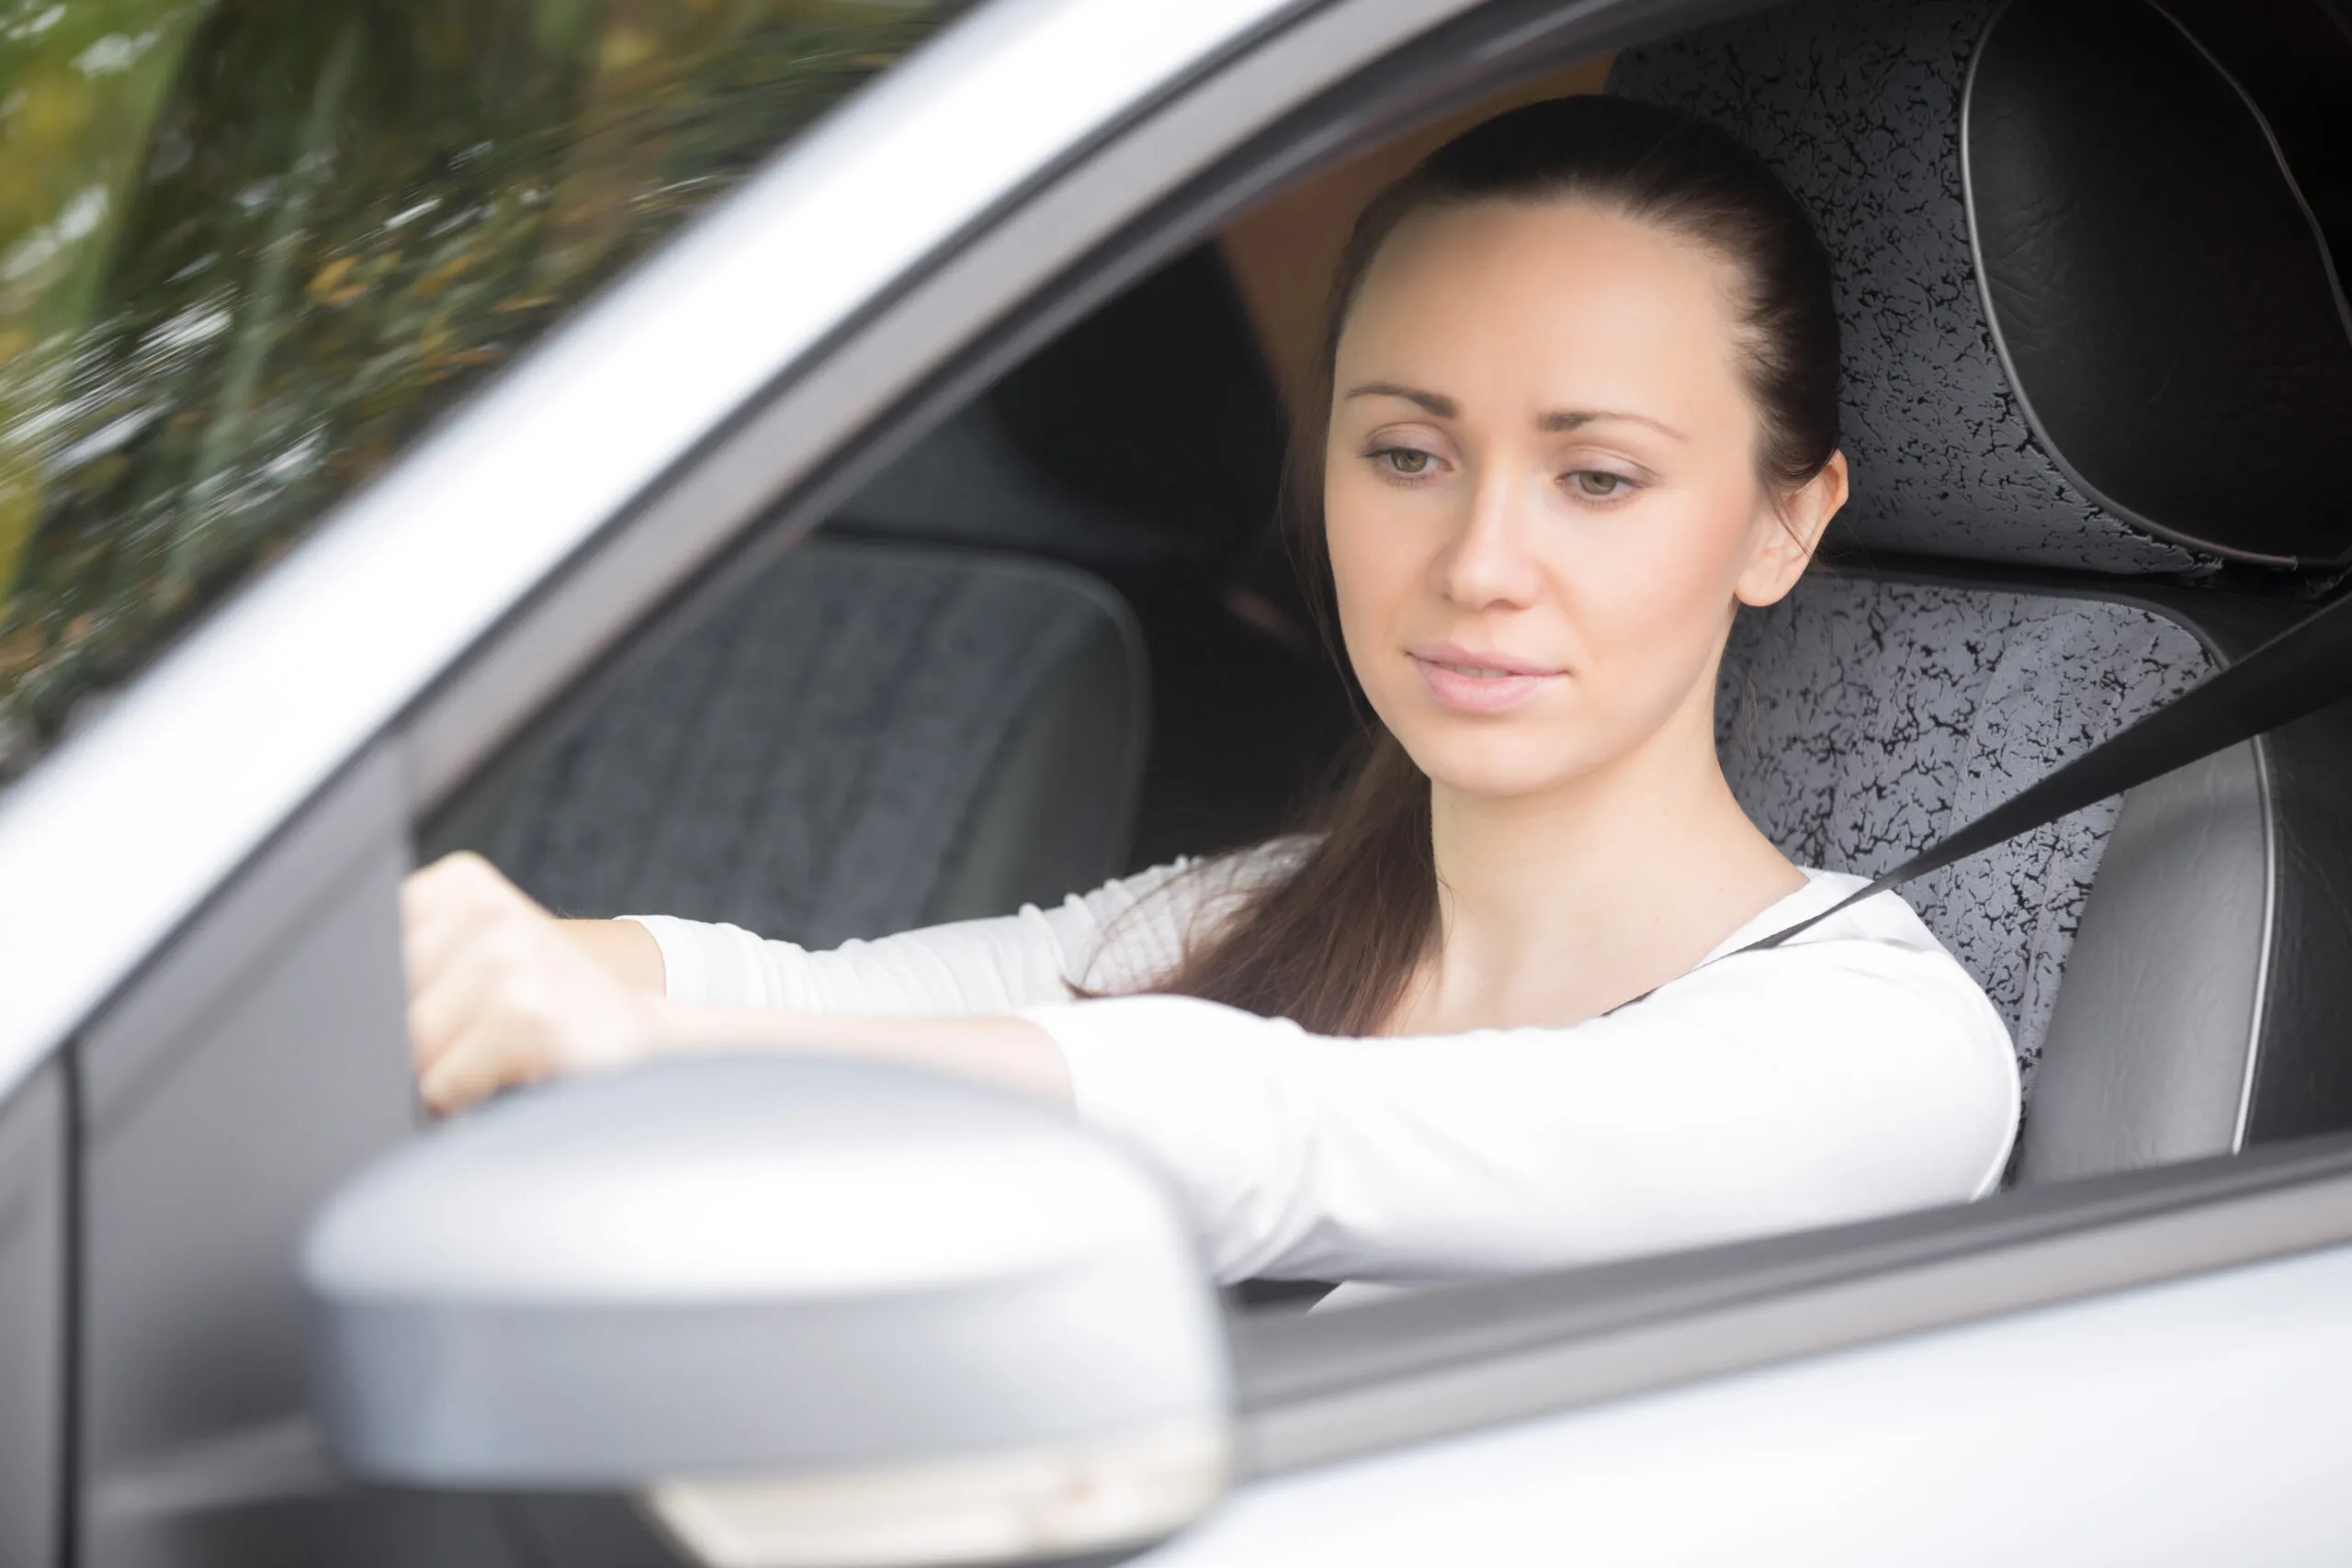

{"left": 1184, "top": 1145, "right": 2352, "bottom": 1566}
{"left": 0, "top": 1061, "right": 64, "bottom": 1568}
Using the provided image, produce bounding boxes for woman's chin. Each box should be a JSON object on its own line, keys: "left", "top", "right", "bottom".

{"left": 1400, "top": 730, "right": 1604, "bottom": 804}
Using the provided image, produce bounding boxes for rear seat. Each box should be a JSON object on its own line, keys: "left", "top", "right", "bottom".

{"left": 461, "top": 538, "right": 1148, "bottom": 949}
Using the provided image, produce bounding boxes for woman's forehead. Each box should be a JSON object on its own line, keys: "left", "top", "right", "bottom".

{"left": 1336, "top": 199, "right": 1747, "bottom": 405}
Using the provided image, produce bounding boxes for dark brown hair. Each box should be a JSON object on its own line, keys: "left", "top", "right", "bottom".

{"left": 1150, "top": 95, "right": 1841, "bottom": 1035}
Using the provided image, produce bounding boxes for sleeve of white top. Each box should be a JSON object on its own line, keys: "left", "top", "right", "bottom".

{"left": 1024, "top": 911, "right": 2019, "bottom": 1287}
{"left": 615, "top": 850, "right": 1281, "bottom": 1016}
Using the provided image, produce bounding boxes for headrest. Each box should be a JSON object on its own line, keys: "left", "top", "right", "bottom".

{"left": 1611, "top": 0, "right": 2352, "bottom": 574}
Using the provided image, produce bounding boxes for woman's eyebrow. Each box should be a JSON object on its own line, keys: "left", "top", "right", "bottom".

{"left": 1342, "top": 381, "right": 1456, "bottom": 417}
{"left": 1539, "top": 408, "right": 1687, "bottom": 439}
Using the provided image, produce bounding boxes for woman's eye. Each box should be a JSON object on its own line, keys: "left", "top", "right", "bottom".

{"left": 1567, "top": 469, "right": 1632, "bottom": 498}
{"left": 1374, "top": 444, "right": 1439, "bottom": 474}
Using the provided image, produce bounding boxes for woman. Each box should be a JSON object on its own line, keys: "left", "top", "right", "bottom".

{"left": 403, "top": 96, "right": 2018, "bottom": 1289}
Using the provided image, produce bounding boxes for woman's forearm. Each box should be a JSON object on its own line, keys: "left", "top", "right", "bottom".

{"left": 649, "top": 1003, "right": 1074, "bottom": 1107}
{"left": 405, "top": 855, "right": 1069, "bottom": 1113}
{"left": 560, "top": 918, "right": 666, "bottom": 994}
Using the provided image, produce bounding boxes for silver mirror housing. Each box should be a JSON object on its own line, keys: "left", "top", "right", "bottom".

{"left": 302, "top": 1055, "right": 1231, "bottom": 1566}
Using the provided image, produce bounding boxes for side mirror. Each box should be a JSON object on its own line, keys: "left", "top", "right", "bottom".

{"left": 301, "top": 1055, "right": 1232, "bottom": 1566}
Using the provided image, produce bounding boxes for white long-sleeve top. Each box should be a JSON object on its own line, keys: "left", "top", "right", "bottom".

{"left": 625, "top": 849, "right": 2018, "bottom": 1288}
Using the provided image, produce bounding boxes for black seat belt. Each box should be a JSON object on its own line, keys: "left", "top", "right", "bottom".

{"left": 1737, "top": 584, "right": 2352, "bottom": 956}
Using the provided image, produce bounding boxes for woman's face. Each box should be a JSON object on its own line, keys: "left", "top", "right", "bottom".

{"left": 1325, "top": 197, "right": 1841, "bottom": 804}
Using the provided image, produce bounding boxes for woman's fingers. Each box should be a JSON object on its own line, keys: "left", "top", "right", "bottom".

{"left": 402, "top": 857, "right": 516, "bottom": 1074}
{"left": 399, "top": 851, "right": 662, "bottom": 1112}
{"left": 407, "top": 923, "right": 544, "bottom": 1079}
{"left": 417, "top": 1013, "right": 551, "bottom": 1116}
{"left": 401, "top": 852, "right": 537, "bottom": 1000}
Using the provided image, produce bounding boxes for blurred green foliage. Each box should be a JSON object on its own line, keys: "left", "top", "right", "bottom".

{"left": 0, "top": 0, "right": 205, "bottom": 630}
{"left": 0, "top": 0, "right": 971, "bottom": 780}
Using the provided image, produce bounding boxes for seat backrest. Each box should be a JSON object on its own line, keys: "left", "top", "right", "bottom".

{"left": 831, "top": 242, "right": 1288, "bottom": 579}
{"left": 829, "top": 241, "right": 1353, "bottom": 872}
{"left": 1714, "top": 576, "right": 2214, "bottom": 1078}
{"left": 467, "top": 539, "right": 1148, "bottom": 948}
{"left": 1614, "top": 0, "right": 2352, "bottom": 1179}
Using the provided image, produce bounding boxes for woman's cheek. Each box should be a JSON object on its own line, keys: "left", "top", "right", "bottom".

{"left": 1623, "top": 509, "right": 1749, "bottom": 715}
{"left": 1329, "top": 570, "right": 1406, "bottom": 722}
{"left": 1337, "top": 526, "right": 1446, "bottom": 744}
{"left": 1325, "top": 492, "right": 1405, "bottom": 647}
{"left": 1555, "top": 513, "right": 1721, "bottom": 717}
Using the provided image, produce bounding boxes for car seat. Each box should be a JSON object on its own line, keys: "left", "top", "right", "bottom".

{"left": 449, "top": 245, "right": 1321, "bottom": 962}
{"left": 832, "top": 243, "right": 1353, "bottom": 870}
{"left": 466, "top": 538, "right": 1148, "bottom": 949}
{"left": 1614, "top": 0, "right": 2352, "bottom": 1181}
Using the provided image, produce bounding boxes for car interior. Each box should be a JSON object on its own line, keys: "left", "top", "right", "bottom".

{"left": 12, "top": 0, "right": 2352, "bottom": 1564}
{"left": 430, "top": 0, "right": 2352, "bottom": 1209}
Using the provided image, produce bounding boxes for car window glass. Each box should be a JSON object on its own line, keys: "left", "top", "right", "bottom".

{"left": 0, "top": 0, "right": 973, "bottom": 785}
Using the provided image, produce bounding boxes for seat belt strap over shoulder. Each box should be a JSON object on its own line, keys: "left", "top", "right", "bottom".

{"left": 1740, "top": 585, "right": 2352, "bottom": 956}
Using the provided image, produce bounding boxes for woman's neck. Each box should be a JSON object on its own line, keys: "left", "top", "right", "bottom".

{"left": 1395, "top": 697, "right": 1803, "bottom": 1034}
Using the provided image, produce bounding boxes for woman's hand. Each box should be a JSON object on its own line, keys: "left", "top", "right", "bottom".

{"left": 401, "top": 852, "right": 665, "bottom": 1114}
{"left": 401, "top": 851, "right": 1074, "bottom": 1114}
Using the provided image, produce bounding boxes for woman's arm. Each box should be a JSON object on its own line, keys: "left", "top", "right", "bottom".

{"left": 559, "top": 917, "right": 665, "bottom": 994}
{"left": 403, "top": 852, "right": 1069, "bottom": 1114}
{"left": 1023, "top": 947, "right": 2018, "bottom": 1286}
{"left": 404, "top": 854, "right": 2013, "bottom": 1291}
{"left": 595, "top": 848, "right": 1259, "bottom": 1017}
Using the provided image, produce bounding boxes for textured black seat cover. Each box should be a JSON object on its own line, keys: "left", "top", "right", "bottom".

{"left": 1614, "top": 0, "right": 2200, "bottom": 574}
{"left": 1966, "top": 0, "right": 2352, "bottom": 568}
{"left": 1716, "top": 576, "right": 2210, "bottom": 1083}
{"left": 1621, "top": 0, "right": 2352, "bottom": 1177}
{"left": 1617, "top": 0, "right": 2352, "bottom": 574}
{"left": 481, "top": 539, "right": 1147, "bottom": 949}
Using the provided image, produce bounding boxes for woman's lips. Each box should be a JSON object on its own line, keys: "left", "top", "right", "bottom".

{"left": 1408, "top": 645, "right": 1566, "bottom": 715}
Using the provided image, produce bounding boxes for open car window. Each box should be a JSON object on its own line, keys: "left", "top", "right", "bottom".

{"left": 0, "top": 0, "right": 974, "bottom": 788}
{"left": 418, "top": 0, "right": 2352, "bottom": 1272}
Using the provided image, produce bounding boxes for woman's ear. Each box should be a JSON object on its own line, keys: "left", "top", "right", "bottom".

{"left": 1736, "top": 449, "right": 1848, "bottom": 608}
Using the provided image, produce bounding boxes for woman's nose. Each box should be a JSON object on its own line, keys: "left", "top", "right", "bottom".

{"left": 1434, "top": 470, "right": 1544, "bottom": 609}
